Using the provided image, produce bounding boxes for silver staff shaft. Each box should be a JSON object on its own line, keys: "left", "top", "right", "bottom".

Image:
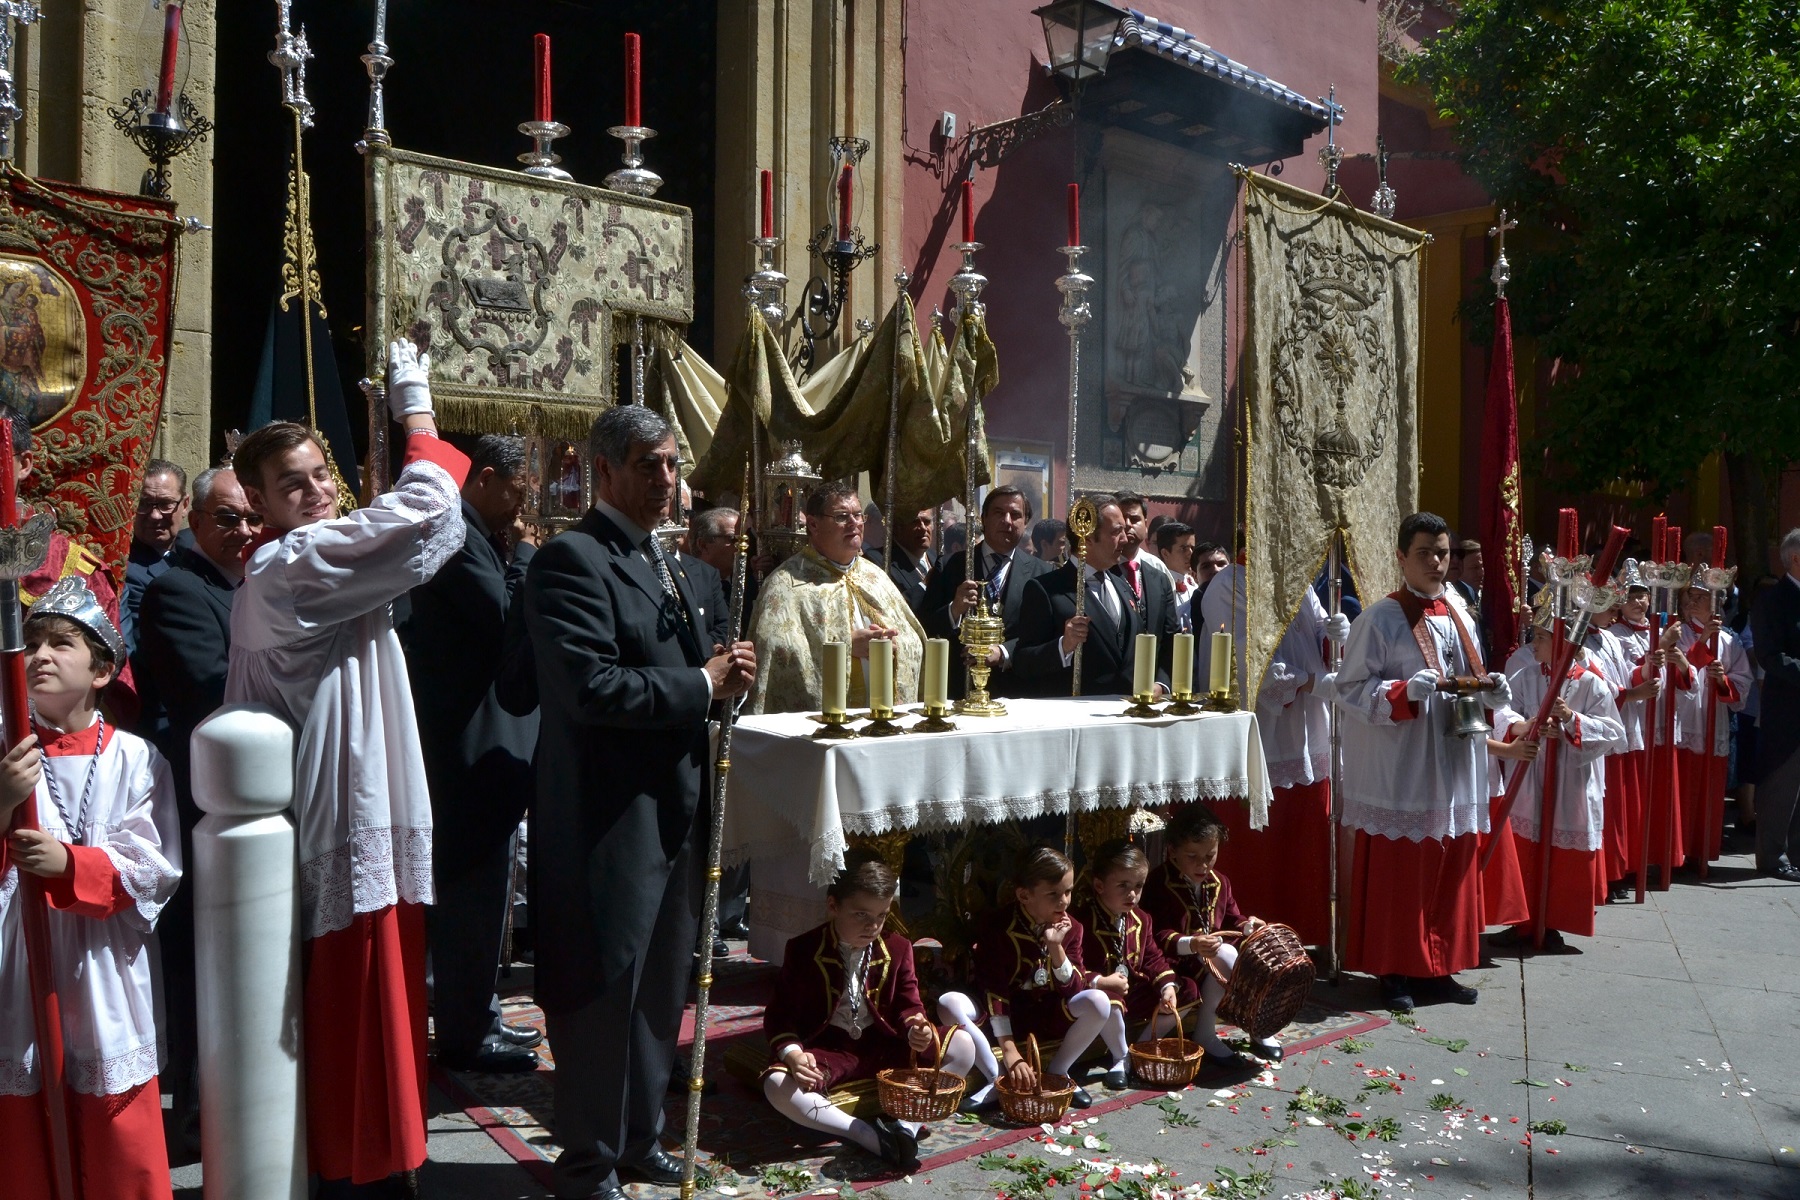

{"left": 1326, "top": 529, "right": 1344, "bottom": 981}
{"left": 681, "top": 462, "right": 754, "bottom": 1198}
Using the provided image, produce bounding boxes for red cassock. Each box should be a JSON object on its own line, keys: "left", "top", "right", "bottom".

{"left": 1673, "top": 629, "right": 1745, "bottom": 867}
{"left": 1633, "top": 656, "right": 1688, "bottom": 875}
{"left": 1211, "top": 782, "right": 1332, "bottom": 947}
{"left": 1140, "top": 861, "right": 1243, "bottom": 990}
{"left": 971, "top": 903, "right": 1094, "bottom": 1043}
{"left": 762, "top": 924, "right": 927, "bottom": 1088}
{"left": 1071, "top": 895, "right": 1196, "bottom": 1020}
{"left": 1479, "top": 793, "right": 1530, "bottom": 929}
{"left": 1345, "top": 831, "right": 1484, "bottom": 978}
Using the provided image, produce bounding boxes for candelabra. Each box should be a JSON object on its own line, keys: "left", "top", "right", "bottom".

{"left": 797, "top": 136, "right": 878, "bottom": 374}
{"left": 605, "top": 124, "right": 662, "bottom": 197}
{"left": 518, "top": 120, "right": 572, "bottom": 181}
{"left": 107, "top": 92, "right": 212, "bottom": 202}
{"left": 743, "top": 235, "right": 788, "bottom": 326}
{"left": 1056, "top": 243, "right": 1093, "bottom": 513}
{"left": 948, "top": 240, "right": 989, "bottom": 325}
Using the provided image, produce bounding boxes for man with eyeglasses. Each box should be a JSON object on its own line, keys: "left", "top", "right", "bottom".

{"left": 133, "top": 463, "right": 259, "bottom": 1155}
{"left": 122, "top": 457, "right": 190, "bottom": 658}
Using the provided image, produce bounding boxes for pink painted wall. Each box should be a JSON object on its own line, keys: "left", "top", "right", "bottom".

{"left": 899, "top": 1, "right": 1382, "bottom": 522}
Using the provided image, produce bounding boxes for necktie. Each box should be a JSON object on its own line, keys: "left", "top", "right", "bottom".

{"left": 986, "top": 551, "right": 1008, "bottom": 608}
{"left": 1124, "top": 559, "right": 1143, "bottom": 601}
{"left": 644, "top": 535, "right": 694, "bottom": 635}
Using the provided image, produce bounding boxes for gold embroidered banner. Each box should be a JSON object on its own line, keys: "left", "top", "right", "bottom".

{"left": 1240, "top": 170, "right": 1425, "bottom": 702}
{"left": 367, "top": 146, "right": 693, "bottom": 439}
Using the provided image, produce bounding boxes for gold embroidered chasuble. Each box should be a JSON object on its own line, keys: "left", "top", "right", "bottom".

{"left": 745, "top": 547, "right": 926, "bottom": 715}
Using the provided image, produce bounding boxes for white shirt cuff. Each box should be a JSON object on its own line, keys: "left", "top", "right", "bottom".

{"left": 989, "top": 1014, "right": 1013, "bottom": 1039}
{"left": 1051, "top": 958, "right": 1075, "bottom": 985}
{"left": 700, "top": 668, "right": 714, "bottom": 700}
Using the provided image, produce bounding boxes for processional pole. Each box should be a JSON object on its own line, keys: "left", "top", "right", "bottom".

{"left": 1057, "top": 188, "right": 1095, "bottom": 859}
{"left": 1326, "top": 528, "right": 1345, "bottom": 980}
{"left": 950, "top": 189, "right": 1005, "bottom": 719}
{"left": 1531, "top": 511, "right": 1581, "bottom": 951}
{"left": 680, "top": 465, "right": 754, "bottom": 1200}
{"left": 357, "top": 0, "right": 393, "bottom": 496}
{"left": 882, "top": 270, "right": 910, "bottom": 567}
{"left": 1697, "top": 527, "right": 1733, "bottom": 880}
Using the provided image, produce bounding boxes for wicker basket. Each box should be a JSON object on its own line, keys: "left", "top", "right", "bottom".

{"left": 1129, "top": 1032, "right": 1202, "bottom": 1088}
{"left": 1209, "top": 922, "right": 1314, "bottom": 1041}
{"left": 996, "top": 1034, "right": 1077, "bottom": 1126}
{"left": 877, "top": 1025, "right": 967, "bottom": 1124}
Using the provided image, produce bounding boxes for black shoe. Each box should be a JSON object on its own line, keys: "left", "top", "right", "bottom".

{"left": 440, "top": 1044, "right": 539, "bottom": 1074}
{"left": 1202, "top": 1049, "right": 1250, "bottom": 1072}
{"left": 591, "top": 1188, "right": 628, "bottom": 1200}
{"left": 1251, "top": 1038, "right": 1284, "bottom": 1064}
{"left": 1608, "top": 881, "right": 1633, "bottom": 903}
{"left": 619, "top": 1145, "right": 684, "bottom": 1186}
{"left": 871, "top": 1115, "right": 920, "bottom": 1170}
{"left": 1539, "top": 929, "right": 1568, "bottom": 953}
{"left": 1379, "top": 974, "right": 1414, "bottom": 1013}
{"left": 1101, "top": 1065, "right": 1130, "bottom": 1090}
{"left": 712, "top": 937, "right": 732, "bottom": 958}
{"left": 1069, "top": 1085, "right": 1094, "bottom": 1109}
{"left": 498, "top": 1021, "right": 543, "bottom": 1049}
{"left": 1488, "top": 925, "right": 1528, "bottom": 948}
{"left": 720, "top": 916, "right": 751, "bottom": 940}
{"left": 1417, "top": 975, "right": 1479, "bottom": 1004}
{"left": 957, "top": 1089, "right": 998, "bottom": 1115}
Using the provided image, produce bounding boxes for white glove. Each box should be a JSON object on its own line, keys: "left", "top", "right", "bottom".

{"left": 1405, "top": 669, "right": 1441, "bottom": 700}
{"left": 387, "top": 339, "right": 434, "bottom": 421}
{"left": 1324, "top": 613, "right": 1352, "bottom": 645}
{"left": 1485, "top": 671, "right": 1513, "bottom": 707}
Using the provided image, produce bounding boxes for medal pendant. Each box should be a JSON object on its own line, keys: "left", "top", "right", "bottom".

{"left": 1032, "top": 966, "right": 1049, "bottom": 988}
{"left": 1118, "top": 963, "right": 1129, "bottom": 983}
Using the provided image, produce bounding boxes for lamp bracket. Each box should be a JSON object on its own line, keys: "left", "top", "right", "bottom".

{"left": 965, "top": 99, "right": 1073, "bottom": 170}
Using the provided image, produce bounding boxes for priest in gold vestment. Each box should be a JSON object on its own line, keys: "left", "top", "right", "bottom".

{"left": 746, "top": 481, "right": 926, "bottom": 714}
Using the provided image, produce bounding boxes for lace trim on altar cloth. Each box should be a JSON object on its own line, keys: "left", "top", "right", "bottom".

{"left": 1338, "top": 798, "right": 1487, "bottom": 845}
{"left": 0, "top": 1039, "right": 161, "bottom": 1098}
{"left": 300, "top": 825, "right": 435, "bottom": 940}
{"left": 1266, "top": 751, "right": 1332, "bottom": 792}
{"left": 726, "top": 779, "right": 1265, "bottom": 886}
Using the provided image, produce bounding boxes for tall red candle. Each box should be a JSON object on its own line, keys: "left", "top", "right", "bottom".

{"left": 1066, "top": 183, "right": 1080, "bottom": 247}
{"left": 1557, "top": 507, "right": 1578, "bottom": 558}
{"left": 533, "top": 34, "right": 553, "bottom": 124}
{"left": 760, "top": 169, "right": 774, "bottom": 239}
{"left": 1591, "top": 525, "right": 1630, "bottom": 587}
{"left": 624, "top": 32, "right": 642, "bottom": 126}
{"left": 155, "top": 1, "right": 182, "bottom": 115}
{"left": 1665, "top": 526, "right": 1683, "bottom": 563}
{"left": 1710, "top": 524, "right": 1727, "bottom": 568}
{"left": 961, "top": 179, "right": 975, "bottom": 244}
{"left": 836, "top": 166, "right": 854, "bottom": 242}
{"left": 1651, "top": 514, "right": 1667, "bottom": 563}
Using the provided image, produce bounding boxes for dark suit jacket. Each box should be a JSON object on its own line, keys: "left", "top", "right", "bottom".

{"left": 870, "top": 546, "right": 935, "bottom": 618}
{"left": 135, "top": 544, "right": 237, "bottom": 831}
{"left": 676, "top": 551, "right": 732, "bottom": 650}
{"left": 522, "top": 508, "right": 714, "bottom": 1011}
{"left": 398, "top": 499, "right": 540, "bottom": 874}
{"left": 920, "top": 544, "right": 1051, "bottom": 698}
{"left": 1012, "top": 560, "right": 1176, "bottom": 697}
{"left": 1752, "top": 575, "right": 1800, "bottom": 773}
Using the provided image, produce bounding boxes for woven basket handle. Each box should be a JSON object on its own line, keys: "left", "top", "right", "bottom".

{"left": 910, "top": 1018, "right": 953, "bottom": 1102}
{"left": 1199, "top": 928, "right": 1244, "bottom": 987}
{"left": 1026, "top": 1032, "right": 1043, "bottom": 1093}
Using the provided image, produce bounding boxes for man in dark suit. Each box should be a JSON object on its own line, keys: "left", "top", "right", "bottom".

{"left": 921, "top": 485, "right": 1051, "bottom": 698}
{"left": 1013, "top": 495, "right": 1176, "bottom": 697}
{"left": 134, "top": 464, "right": 257, "bottom": 1151}
{"left": 397, "top": 435, "right": 545, "bottom": 1073}
{"left": 875, "top": 504, "right": 937, "bottom": 618}
{"left": 691, "top": 505, "right": 756, "bottom": 629}
{"left": 523, "top": 406, "right": 757, "bottom": 1200}
{"left": 1751, "top": 530, "right": 1800, "bottom": 882}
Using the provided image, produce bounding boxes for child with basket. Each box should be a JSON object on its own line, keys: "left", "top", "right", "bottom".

{"left": 762, "top": 852, "right": 977, "bottom": 1170}
{"left": 1073, "top": 838, "right": 1199, "bottom": 1087}
{"left": 1142, "top": 806, "right": 1285, "bottom": 1066}
{"left": 940, "top": 846, "right": 1120, "bottom": 1112}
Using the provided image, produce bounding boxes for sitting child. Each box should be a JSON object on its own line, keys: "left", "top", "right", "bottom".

{"left": 939, "top": 845, "right": 1118, "bottom": 1111}
{"left": 762, "top": 852, "right": 975, "bottom": 1170}
{"left": 1073, "top": 838, "right": 1198, "bottom": 1087}
{"left": 0, "top": 578, "right": 182, "bottom": 1200}
{"left": 1142, "top": 805, "right": 1283, "bottom": 1065}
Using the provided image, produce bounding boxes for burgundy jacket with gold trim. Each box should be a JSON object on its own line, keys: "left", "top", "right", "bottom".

{"left": 1141, "top": 861, "right": 1244, "bottom": 965}
{"left": 1071, "top": 895, "right": 1191, "bottom": 1003}
{"left": 763, "top": 924, "right": 924, "bottom": 1062}
{"left": 971, "top": 902, "right": 1095, "bottom": 1025}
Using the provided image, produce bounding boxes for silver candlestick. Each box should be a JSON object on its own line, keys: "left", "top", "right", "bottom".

{"left": 1056, "top": 243, "right": 1093, "bottom": 514}
{"left": 605, "top": 124, "right": 662, "bottom": 196}
{"left": 743, "top": 235, "right": 788, "bottom": 325}
{"left": 948, "top": 241, "right": 988, "bottom": 323}
{"left": 518, "top": 119, "right": 572, "bottom": 181}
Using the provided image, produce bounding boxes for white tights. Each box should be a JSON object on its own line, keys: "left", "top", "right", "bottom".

{"left": 936, "top": 991, "right": 1001, "bottom": 1085}
{"left": 762, "top": 1029, "right": 978, "bottom": 1151}
{"left": 1194, "top": 942, "right": 1239, "bottom": 1055}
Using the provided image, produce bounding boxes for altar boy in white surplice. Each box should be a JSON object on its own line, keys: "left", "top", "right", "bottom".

{"left": 0, "top": 577, "right": 181, "bottom": 1199}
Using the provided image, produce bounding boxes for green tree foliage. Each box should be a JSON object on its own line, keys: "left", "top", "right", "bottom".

{"left": 1405, "top": 1, "right": 1800, "bottom": 547}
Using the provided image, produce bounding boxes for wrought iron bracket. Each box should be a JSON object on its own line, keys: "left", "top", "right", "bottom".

{"left": 965, "top": 99, "right": 1073, "bottom": 169}
{"left": 107, "top": 90, "right": 214, "bottom": 199}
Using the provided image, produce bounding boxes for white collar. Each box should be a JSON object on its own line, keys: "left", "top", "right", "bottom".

{"left": 594, "top": 499, "right": 652, "bottom": 547}
{"left": 1404, "top": 583, "right": 1447, "bottom": 601}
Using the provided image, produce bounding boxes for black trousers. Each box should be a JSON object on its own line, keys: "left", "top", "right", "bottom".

{"left": 429, "top": 830, "right": 515, "bottom": 1060}
{"left": 1757, "top": 745, "right": 1800, "bottom": 871}
{"left": 545, "top": 832, "right": 699, "bottom": 1198}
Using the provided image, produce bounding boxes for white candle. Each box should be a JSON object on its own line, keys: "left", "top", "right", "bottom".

{"left": 870, "top": 638, "right": 895, "bottom": 714}
{"left": 1210, "top": 630, "right": 1233, "bottom": 695}
{"left": 1172, "top": 633, "right": 1194, "bottom": 698}
{"left": 823, "top": 641, "right": 849, "bottom": 715}
{"left": 923, "top": 638, "right": 949, "bottom": 708}
{"left": 1132, "top": 633, "right": 1157, "bottom": 699}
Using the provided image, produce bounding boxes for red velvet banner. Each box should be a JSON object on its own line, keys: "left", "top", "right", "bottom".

{"left": 0, "top": 167, "right": 180, "bottom": 571}
{"left": 1479, "top": 296, "right": 1522, "bottom": 657}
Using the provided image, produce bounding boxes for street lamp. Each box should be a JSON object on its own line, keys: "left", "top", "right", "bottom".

{"left": 1034, "top": 0, "right": 1127, "bottom": 84}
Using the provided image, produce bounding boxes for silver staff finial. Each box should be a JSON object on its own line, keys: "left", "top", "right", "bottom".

{"left": 1488, "top": 207, "right": 1518, "bottom": 298}
{"left": 270, "top": 0, "right": 314, "bottom": 129}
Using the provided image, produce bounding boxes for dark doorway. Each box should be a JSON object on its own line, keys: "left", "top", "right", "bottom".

{"left": 211, "top": 0, "right": 718, "bottom": 462}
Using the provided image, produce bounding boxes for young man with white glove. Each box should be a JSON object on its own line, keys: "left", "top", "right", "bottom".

{"left": 226, "top": 340, "right": 470, "bottom": 1198}
{"left": 1332, "top": 512, "right": 1513, "bottom": 1014}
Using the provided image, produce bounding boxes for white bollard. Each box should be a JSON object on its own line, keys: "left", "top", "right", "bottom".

{"left": 191, "top": 705, "right": 306, "bottom": 1200}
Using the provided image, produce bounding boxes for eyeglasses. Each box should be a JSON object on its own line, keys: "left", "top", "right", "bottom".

{"left": 209, "top": 509, "right": 264, "bottom": 530}
{"left": 824, "top": 511, "right": 866, "bottom": 526}
{"left": 137, "top": 497, "right": 185, "bottom": 516}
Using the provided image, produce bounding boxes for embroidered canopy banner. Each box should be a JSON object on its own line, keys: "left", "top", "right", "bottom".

{"left": 1239, "top": 170, "right": 1424, "bottom": 702}
{"left": 0, "top": 168, "right": 180, "bottom": 567}
{"left": 366, "top": 146, "right": 693, "bottom": 439}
